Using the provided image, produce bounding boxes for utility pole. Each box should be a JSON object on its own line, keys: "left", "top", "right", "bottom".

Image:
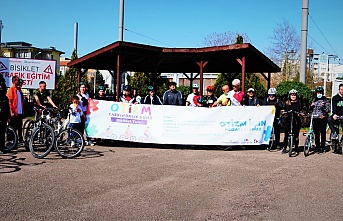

{"left": 0, "top": 20, "right": 3, "bottom": 56}
{"left": 300, "top": 0, "right": 309, "bottom": 83}
{"left": 118, "top": 0, "right": 124, "bottom": 41}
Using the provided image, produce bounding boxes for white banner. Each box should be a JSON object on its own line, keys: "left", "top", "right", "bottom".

{"left": 0, "top": 57, "right": 56, "bottom": 89}
{"left": 85, "top": 100, "right": 276, "bottom": 145}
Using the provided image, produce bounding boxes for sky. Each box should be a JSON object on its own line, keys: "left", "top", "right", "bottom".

{"left": 1, "top": 0, "right": 342, "bottom": 62}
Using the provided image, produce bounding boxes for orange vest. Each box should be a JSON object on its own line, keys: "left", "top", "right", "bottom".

{"left": 6, "top": 85, "right": 24, "bottom": 116}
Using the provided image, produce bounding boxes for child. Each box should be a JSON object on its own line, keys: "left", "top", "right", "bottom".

{"left": 69, "top": 95, "right": 84, "bottom": 133}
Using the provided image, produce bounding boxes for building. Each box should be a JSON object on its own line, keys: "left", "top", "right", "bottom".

{"left": 310, "top": 52, "right": 341, "bottom": 82}
{"left": 0, "top": 41, "right": 64, "bottom": 75}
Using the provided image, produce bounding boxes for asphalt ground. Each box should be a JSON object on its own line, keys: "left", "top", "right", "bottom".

{"left": 1, "top": 133, "right": 343, "bottom": 221}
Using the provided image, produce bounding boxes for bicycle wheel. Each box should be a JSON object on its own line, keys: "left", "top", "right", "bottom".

{"left": 288, "top": 136, "right": 293, "bottom": 157}
{"left": 267, "top": 128, "right": 275, "bottom": 151}
{"left": 303, "top": 134, "right": 311, "bottom": 157}
{"left": 55, "top": 128, "right": 84, "bottom": 158}
{"left": 3, "top": 126, "right": 18, "bottom": 151}
{"left": 29, "top": 124, "right": 55, "bottom": 159}
{"left": 339, "top": 136, "right": 343, "bottom": 155}
{"left": 23, "top": 120, "right": 35, "bottom": 147}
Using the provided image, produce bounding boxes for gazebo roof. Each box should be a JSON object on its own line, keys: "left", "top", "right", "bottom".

{"left": 68, "top": 41, "right": 280, "bottom": 74}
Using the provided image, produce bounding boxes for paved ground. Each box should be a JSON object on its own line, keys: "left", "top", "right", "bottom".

{"left": 1, "top": 134, "right": 343, "bottom": 221}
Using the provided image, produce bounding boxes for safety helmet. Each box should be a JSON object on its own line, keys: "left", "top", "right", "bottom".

{"left": 98, "top": 85, "right": 105, "bottom": 91}
{"left": 289, "top": 89, "right": 298, "bottom": 94}
{"left": 206, "top": 85, "right": 215, "bottom": 92}
{"left": 192, "top": 83, "right": 199, "bottom": 89}
{"left": 123, "top": 85, "right": 131, "bottom": 91}
{"left": 79, "top": 81, "right": 87, "bottom": 87}
{"left": 268, "top": 88, "right": 277, "bottom": 95}
{"left": 147, "top": 85, "right": 155, "bottom": 91}
{"left": 315, "top": 86, "right": 324, "bottom": 93}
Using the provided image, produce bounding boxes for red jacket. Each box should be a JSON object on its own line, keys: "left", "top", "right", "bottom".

{"left": 6, "top": 85, "right": 24, "bottom": 116}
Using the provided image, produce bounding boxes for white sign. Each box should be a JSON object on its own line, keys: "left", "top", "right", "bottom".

{"left": 0, "top": 57, "right": 56, "bottom": 89}
{"left": 85, "top": 100, "right": 276, "bottom": 146}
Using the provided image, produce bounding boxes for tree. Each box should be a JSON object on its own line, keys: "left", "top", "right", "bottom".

{"left": 275, "top": 81, "right": 313, "bottom": 107}
{"left": 88, "top": 70, "right": 105, "bottom": 97}
{"left": 53, "top": 49, "right": 79, "bottom": 109}
{"left": 127, "top": 72, "right": 168, "bottom": 99}
{"left": 201, "top": 31, "right": 251, "bottom": 46}
{"left": 267, "top": 19, "right": 301, "bottom": 82}
{"left": 213, "top": 73, "right": 266, "bottom": 99}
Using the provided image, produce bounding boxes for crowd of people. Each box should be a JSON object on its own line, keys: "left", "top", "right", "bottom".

{"left": 1, "top": 75, "right": 343, "bottom": 156}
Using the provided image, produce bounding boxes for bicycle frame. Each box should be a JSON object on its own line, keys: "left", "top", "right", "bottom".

{"left": 303, "top": 113, "right": 318, "bottom": 156}
{"left": 331, "top": 116, "right": 343, "bottom": 155}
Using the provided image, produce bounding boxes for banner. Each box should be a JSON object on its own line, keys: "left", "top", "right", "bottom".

{"left": 85, "top": 100, "right": 275, "bottom": 145}
{"left": 0, "top": 57, "right": 56, "bottom": 89}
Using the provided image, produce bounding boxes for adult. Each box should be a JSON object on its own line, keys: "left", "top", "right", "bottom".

{"left": 243, "top": 88, "right": 260, "bottom": 106}
{"left": 143, "top": 86, "right": 162, "bottom": 105}
{"left": 77, "top": 82, "right": 94, "bottom": 146}
{"left": 6, "top": 77, "right": 25, "bottom": 146}
{"left": 162, "top": 81, "right": 183, "bottom": 106}
{"left": 226, "top": 79, "right": 244, "bottom": 106}
{"left": 262, "top": 88, "right": 282, "bottom": 149}
{"left": 34, "top": 80, "right": 58, "bottom": 108}
{"left": 213, "top": 84, "right": 230, "bottom": 107}
{"left": 281, "top": 89, "right": 303, "bottom": 155}
{"left": 0, "top": 75, "right": 10, "bottom": 153}
{"left": 328, "top": 83, "right": 343, "bottom": 151}
{"left": 186, "top": 83, "right": 201, "bottom": 107}
{"left": 310, "top": 86, "right": 330, "bottom": 153}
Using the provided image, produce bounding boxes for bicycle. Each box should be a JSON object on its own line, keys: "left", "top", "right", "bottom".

{"left": 266, "top": 118, "right": 281, "bottom": 151}
{"left": 303, "top": 113, "right": 319, "bottom": 157}
{"left": 28, "top": 107, "right": 56, "bottom": 158}
{"left": 282, "top": 110, "right": 302, "bottom": 157}
{"left": 51, "top": 108, "right": 85, "bottom": 158}
{"left": 330, "top": 116, "right": 343, "bottom": 155}
{"left": 3, "top": 123, "right": 18, "bottom": 152}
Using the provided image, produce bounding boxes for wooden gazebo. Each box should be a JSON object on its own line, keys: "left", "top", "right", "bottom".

{"left": 68, "top": 41, "right": 280, "bottom": 100}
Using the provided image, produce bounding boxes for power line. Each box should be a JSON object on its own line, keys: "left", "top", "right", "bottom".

{"left": 308, "top": 33, "right": 329, "bottom": 54}
{"left": 308, "top": 14, "right": 339, "bottom": 56}
{"left": 124, "top": 28, "right": 174, "bottom": 47}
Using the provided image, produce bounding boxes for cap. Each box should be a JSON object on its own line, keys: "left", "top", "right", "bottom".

{"left": 248, "top": 88, "right": 255, "bottom": 92}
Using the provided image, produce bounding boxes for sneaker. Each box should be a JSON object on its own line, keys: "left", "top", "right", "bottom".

{"left": 86, "top": 140, "right": 94, "bottom": 146}
{"left": 71, "top": 141, "right": 75, "bottom": 147}
{"left": 18, "top": 141, "right": 25, "bottom": 146}
{"left": 332, "top": 133, "right": 338, "bottom": 140}
{"left": 282, "top": 148, "right": 287, "bottom": 154}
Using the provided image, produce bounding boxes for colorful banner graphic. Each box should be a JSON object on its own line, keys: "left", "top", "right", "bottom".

{"left": 85, "top": 100, "right": 276, "bottom": 145}
{"left": 0, "top": 57, "right": 56, "bottom": 89}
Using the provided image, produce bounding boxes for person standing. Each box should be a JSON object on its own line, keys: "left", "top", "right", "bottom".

{"left": 243, "top": 88, "right": 260, "bottom": 106}
{"left": 120, "top": 85, "right": 135, "bottom": 103}
{"left": 202, "top": 85, "right": 217, "bottom": 108}
{"left": 33, "top": 81, "right": 58, "bottom": 108}
{"left": 0, "top": 75, "right": 10, "bottom": 153}
{"left": 162, "top": 81, "right": 183, "bottom": 106}
{"left": 226, "top": 79, "right": 244, "bottom": 106}
{"left": 186, "top": 83, "right": 200, "bottom": 107}
{"left": 262, "top": 88, "right": 282, "bottom": 149}
{"left": 132, "top": 88, "right": 142, "bottom": 104}
{"left": 213, "top": 84, "right": 230, "bottom": 107}
{"left": 328, "top": 84, "right": 343, "bottom": 146}
{"left": 6, "top": 77, "right": 25, "bottom": 146}
{"left": 310, "top": 86, "right": 330, "bottom": 153}
{"left": 281, "top": 89, "right": 303, "bottom": 155}
{"left": 96, "top": 85, "right": 108, "bottom": 100}
{"left": 77, "top": 82, "right": 94, "bottom": 146}
{"left": 143, "top": 86, "right": 162, "bottom": 105}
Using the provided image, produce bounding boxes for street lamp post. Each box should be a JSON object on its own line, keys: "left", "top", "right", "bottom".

{"left": 324, "top": 54, "right": 338, "bottom": 96}
{"left": 34, "top": 51, "right": 42, "bottom": 59}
